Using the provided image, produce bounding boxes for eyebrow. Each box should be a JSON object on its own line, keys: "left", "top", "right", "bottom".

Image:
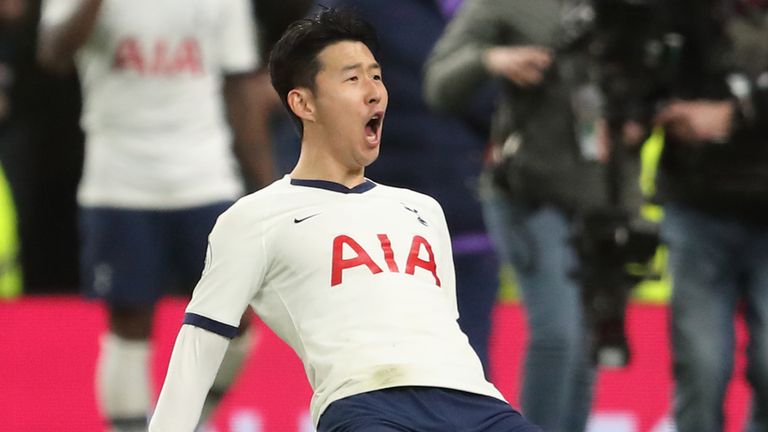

{"left": 340, "top": 62, "right": 381, "bottom": 73}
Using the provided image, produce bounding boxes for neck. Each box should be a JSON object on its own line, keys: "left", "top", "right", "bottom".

{"left": 291, "top": 137, "right": 365, "bottom": 188}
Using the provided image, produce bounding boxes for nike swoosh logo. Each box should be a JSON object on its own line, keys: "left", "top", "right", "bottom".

{"left": 294, "top": 213, "right": 320, "bottom": 223}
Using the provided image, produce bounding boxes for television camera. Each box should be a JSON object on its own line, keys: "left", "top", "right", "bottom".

{"left": 563, "top": 0, "right": 684, "bottom": 368}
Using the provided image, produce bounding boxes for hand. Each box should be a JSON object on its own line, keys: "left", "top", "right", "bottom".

{"left": 482, "top": 46, "right": 553, "bottom": 87}
{"left": 654, "top": 99, "right": 735, "bottom": 144}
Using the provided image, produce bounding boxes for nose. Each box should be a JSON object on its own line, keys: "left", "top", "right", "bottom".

{"left": 365, "top": 78, "right": 383, "bottom": 105}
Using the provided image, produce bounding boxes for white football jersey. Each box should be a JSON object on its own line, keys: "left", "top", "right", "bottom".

{"left": 40, "top": 0, "right": 260, "bottom": 208}
{"left": 184, "top": 176, "right": 505, "bottom": 425}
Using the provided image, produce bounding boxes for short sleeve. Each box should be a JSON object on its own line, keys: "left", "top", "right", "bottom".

{"left": 184, "top": 203, "right": 266, "bottom": 336}
{"left": 216, "top": 0, "right": 260, "bottom": 74}
{"left": 39, "top": 0, "right": 81, "bottom": 28}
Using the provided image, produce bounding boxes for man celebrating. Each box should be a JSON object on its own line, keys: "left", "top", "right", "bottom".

{"left": 150, "top": 8, "right": 540, "bottom": 432}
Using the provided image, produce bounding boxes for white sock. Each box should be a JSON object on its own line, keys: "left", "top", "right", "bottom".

{"left": 199, "top": 328, "right": 255, "bottom": 425}
{"left": 96, "top": 333, "right": 151, "bottom": 431}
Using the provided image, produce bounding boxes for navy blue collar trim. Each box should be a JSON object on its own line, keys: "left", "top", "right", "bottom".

{"left": 290, "top": 178, "right": 377, "bottom": 194}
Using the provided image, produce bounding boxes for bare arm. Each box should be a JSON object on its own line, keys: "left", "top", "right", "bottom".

{"left": 37, "top": 0, "right": 103, "bottom": 74}
{"left": 224, "top": 70, "right": 278, "bottom": 191}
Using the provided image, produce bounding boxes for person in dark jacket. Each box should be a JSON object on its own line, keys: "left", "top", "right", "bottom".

{"left": 423, "top": 1, "right": 616, "bottom": 430}
{"left": 651, "top": 1, "right": 768, "bottom": 430}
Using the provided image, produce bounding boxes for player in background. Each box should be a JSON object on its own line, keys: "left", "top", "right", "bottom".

{"left": 149, "top": 8, "right": 540, "bottom": 432}
{"left": 36, "top": 0, "right": 273, "bottom": 430}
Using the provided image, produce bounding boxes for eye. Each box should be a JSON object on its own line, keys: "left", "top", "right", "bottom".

{"left": 346, "top": 75, "right": 359, "bottom": 82}
{"left": 372, "top": 74, "right": 382, "bottom": 81}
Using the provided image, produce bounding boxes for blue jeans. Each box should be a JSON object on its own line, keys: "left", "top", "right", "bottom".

{"left": 662, "top": 203, "right": 768, "bottom": 432}
{"left": 479, "top": 175, "right": 594, "bottom": 432}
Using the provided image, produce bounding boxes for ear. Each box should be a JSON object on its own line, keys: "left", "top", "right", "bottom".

{"left": 287, "top": 88, "right": 316, "bottom": 123}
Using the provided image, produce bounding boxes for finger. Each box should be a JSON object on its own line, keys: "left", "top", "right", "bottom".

{"left": 502, "top": 62, "right": 532, "bottom": 85}
{"left": 511, "top": 67, "right": 544, "bottom": 86}
{"left": 526, "top": 52, "right": 553, "bottom": 70}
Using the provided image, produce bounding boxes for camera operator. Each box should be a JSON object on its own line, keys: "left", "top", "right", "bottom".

{"left": 422, "top": 0, "right": 640, "bottom": 430}
{"left": 646, "top": 0, "right": 768, "bottom": 430}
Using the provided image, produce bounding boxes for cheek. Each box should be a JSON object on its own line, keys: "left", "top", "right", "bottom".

{"left": 322, "top": 98, "right": 358, "bottom": 126}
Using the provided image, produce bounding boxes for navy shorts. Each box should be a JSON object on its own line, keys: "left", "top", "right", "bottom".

{"left": 317, "top": 386, "right": 541, "bottom": 432}
{"left": 79, "top": 202, "right": 232, "bottom": 307}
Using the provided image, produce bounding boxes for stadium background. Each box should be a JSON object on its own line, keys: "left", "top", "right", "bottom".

{"left": 0, "top": 295, "right": 751, "bottom": 432}
{"left": 0, "top": 1, "right": 754, "bottom": 427}
{"left": 0, "top": 130, "right": 754, "bottom": 432}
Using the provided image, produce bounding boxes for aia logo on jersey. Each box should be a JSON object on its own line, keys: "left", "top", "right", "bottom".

{"left": 331, "top": 234, "right": 440, "bottom": 287}
{"left": 113, "top": 37, "right": 203, "bottom": 76}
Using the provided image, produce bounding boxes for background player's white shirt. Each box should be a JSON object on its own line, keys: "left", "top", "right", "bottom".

{"left": 40, "top": 0, "right": 259, "bottom": 208}
{"left": 184, "top": 176, "right": 505, "bottom": 426}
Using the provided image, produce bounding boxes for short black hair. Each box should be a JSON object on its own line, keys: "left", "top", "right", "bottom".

{"left": 268, "top": 7, "right": 379, "bottom": 135}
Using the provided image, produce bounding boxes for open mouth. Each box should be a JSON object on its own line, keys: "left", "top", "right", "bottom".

{"left": 365, "top": 112, "right": 384, "bottom": 142}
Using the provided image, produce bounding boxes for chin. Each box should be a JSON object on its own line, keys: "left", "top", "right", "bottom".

{"left": 361, "top": 148, "right": 380, "bottom": 167}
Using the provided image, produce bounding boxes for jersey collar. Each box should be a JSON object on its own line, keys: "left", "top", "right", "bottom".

{"left": 290, "top": 178, "right": 377, "bottom": 194}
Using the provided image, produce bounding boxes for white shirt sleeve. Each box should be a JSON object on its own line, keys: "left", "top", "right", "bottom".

{"left": 151, "top": 202, "right": 265, "bottom": 431}
{"left": 39, "top": 0, "right": 81, "bottom": 28}
{"left": 148, "top": 325, "right": 230, "bottom": 432}
{"left": 185, "top": 203, "right": 266, "bottom": 330}
{"left": 216, "top": 0, "right": 260, "bottom": 73}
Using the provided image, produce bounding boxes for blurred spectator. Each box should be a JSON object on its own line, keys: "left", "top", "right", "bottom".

{"left": 322, "top": 0, "right": 500, "bottom": 370}
{"left": 649, "top": 0, "right": 768, "bottom": 430}
{"left": 37, "top": 0, "right": 271, "bottom": 430}
{"left": 424, "top": 0, "right": 617, "bottom": 430}
{"left": 0, "top": 0, "right": 83, "bottom": 294}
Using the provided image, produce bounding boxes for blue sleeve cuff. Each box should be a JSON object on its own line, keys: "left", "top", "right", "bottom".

{"left": 183, "top": 313, "right": 239, "bottom": 339}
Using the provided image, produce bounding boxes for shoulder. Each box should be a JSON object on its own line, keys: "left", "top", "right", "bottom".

{"left": 214, "top": 177, "right": 290, "bottom": 230}
{"left": 372, "top": 182, "right": 444, "bottom": 213}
